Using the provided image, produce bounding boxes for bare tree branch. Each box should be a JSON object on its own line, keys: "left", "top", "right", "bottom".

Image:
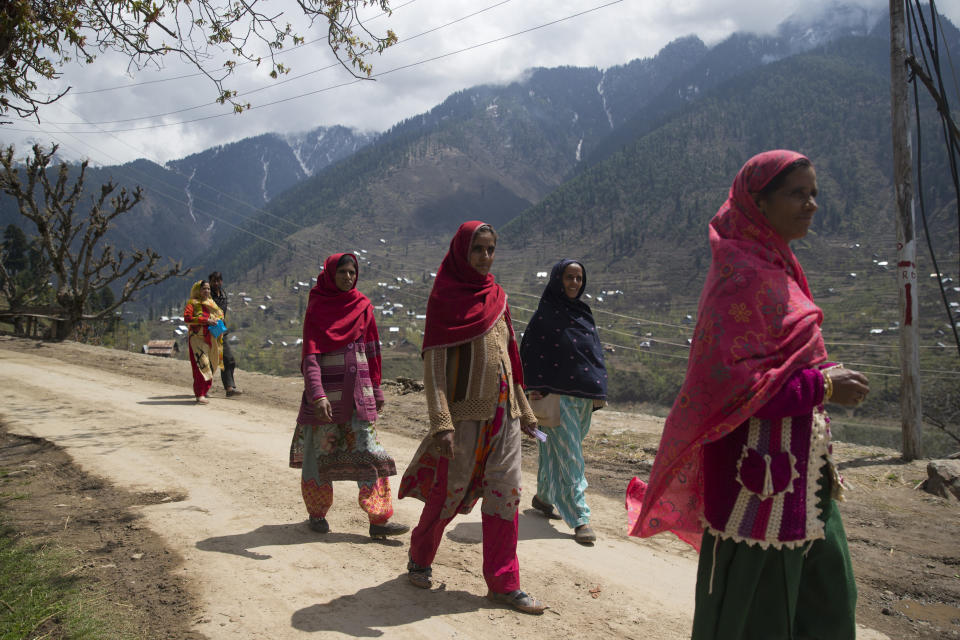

{"left": 924, "top": 412, "right": 960, "bottom": 446}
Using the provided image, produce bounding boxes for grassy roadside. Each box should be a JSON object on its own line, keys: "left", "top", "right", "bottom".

{"left": 0, "top": 466, "right": 147, "bottom": 640}
{"left": 0, "top": 521, "right": 114, "bottom": 639}
{"left": 0, "top": 424, "right": 203, "bottom": 640}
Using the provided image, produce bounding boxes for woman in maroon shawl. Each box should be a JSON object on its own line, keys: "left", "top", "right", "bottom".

{"left": 289, "top": 253, "right": 408, "bottom": 539}
{"left": 626, "top": 151, "right": 869, "bottom": 639}
{"left": 399, "top": 221, "right": 546, "bottom": 614}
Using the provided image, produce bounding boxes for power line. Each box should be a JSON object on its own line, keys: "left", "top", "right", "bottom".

{"left": 4, "top": 112, "right": 954, "bottom": 324}
{"left": 906, "top": 0, "right": 960, "bottom": 359}
{"left": 844, "top": 360, "right": 960, "bottom": 376}
{"left": 21, "top": 100, "right": 447, "bottom": 299}
{"left": 6, "top": 121, "right": 321, "bottom": 274}
{"left": 11, "top": 115, "right": 957, "bottom": 355}
{"left": 65, "top": 0, "right": 422, "bottom": 96}
{"left": 18, "top": 120, "right": 957, "bottom": 366}
{"left": 44, "top": 0, "right": 515, "bottom": 126}
{"left": 13, "top": 106, "right": 432, "bottom": 292}
{"left": 13, "top": 40, "right": 956, "bottom": 363}
{"left": 826, "top": 341, "right": 949, "bottom": 350}
{"left": 26, "top": 0, "right": 625, "bottom": 134}
{"left": 507, "top": 288, "right": 689, "bottom": 329}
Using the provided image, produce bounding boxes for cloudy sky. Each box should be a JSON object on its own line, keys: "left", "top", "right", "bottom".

{"left": 3, "top": 0, "right": 959, "bottom": 166}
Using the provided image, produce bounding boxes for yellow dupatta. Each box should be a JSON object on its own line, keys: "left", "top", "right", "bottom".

{"left": 187, "top": 281, "right": 224, "bottom": 380}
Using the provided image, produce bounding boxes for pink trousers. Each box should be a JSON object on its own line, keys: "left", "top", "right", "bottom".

{"left": 408, "top": 456, "right": 520, "bottom": 594}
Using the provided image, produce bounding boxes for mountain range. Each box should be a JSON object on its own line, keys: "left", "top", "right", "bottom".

{"left": 2, "top": 3, "right": 959, "bottom": 423}
{"left": 0, "top": 125, "right": 375, "bottom": 263}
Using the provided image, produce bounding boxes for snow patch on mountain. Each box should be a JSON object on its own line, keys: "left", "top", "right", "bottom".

{"left": 287, "top": 135, "right": 314, "bottom": 178}
{"left": 184, "top": 168, "right": 197, "bottom": 224}
{"left": 778, "top": 2, "right": 884, "bottom": 53}
{"left": 596, "top": 73, "right": 614, "bottom": 130}
{"left": 260, "top": 156, "right": 270, "bottom": 203}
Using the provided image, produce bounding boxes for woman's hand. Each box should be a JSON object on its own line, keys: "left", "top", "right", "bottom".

{"left": 314, "top": 397, "right": 333, "bottom": 422}
{"left": 826, "top": 367, "right": 870, "bottom": 407}
{"left": 434, "top": 430, "right": 455, "bottom": 459}
{"left": 527, "top": 390, "right": 544, "bottom": 401}
{"left": 521, "top": 422, "right": 539, "bottom": 439}
{"left": 376, "top": 398, "right": 385, "bottom": 412}
{"left": 206, "top": 317, "right": 218, "bottom": 326}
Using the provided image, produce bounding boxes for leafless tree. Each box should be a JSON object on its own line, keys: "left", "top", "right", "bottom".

{"left": 0, "top": 143, "right": 188, "bottom": 339}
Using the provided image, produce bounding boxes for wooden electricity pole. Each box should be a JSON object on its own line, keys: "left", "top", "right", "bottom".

{"left": 889, "top": 0, "right": 923, "bottom": 460}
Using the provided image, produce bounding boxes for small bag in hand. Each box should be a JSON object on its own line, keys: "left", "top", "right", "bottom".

{"left": 209, "top": 318, "right": 228, "bottom": 338}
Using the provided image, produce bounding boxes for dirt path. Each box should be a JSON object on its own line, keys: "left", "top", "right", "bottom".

{"left": 0, "top": 339, "right": 930, "bottom": 638}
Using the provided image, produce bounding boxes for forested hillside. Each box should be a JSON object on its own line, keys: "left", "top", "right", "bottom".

{"left": 504, "top": 37, "right": 896, "bottom": 260}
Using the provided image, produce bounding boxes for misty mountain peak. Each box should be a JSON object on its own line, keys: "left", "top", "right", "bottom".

{"left": 778, "top": 2, "right": 886, "bottom": 52}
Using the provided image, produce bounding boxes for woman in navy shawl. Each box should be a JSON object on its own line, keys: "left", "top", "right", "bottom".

{"left": 520, "top": 259, "right": 607, "bottom": 544}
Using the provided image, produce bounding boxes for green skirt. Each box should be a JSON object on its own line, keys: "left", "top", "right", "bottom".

{"left": 691, "top": 466, "right": 857, "bottom": 640}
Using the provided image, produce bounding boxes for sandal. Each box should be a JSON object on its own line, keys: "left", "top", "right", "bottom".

{"left": 531, "top": 495, "right": 561, "bottom": 520}
{"left": 487, "top": 589, "right": 547, "bottom": 615}
{"left": 407, "top": 559, "right": 433, "bottom": 589}
{"left": 196, "top": 396, "right": 209, "bottom": 405}
{"left": 574, "top": 524, "right": 596, "bottom": 545}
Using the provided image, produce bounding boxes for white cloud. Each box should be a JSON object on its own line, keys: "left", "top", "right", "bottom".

{"left": 2, "top": 0, "right": 957, "bottom": 166}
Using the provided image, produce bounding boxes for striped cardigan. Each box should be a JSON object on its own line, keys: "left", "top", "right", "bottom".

{"left": 297, "top": 337, "right": 384, "bottom": 425}
{"left": 423, "top": 315, "right": 537, "bottom": 435}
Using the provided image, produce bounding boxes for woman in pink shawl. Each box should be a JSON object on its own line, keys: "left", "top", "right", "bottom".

{"left": 626, "top": 150, "right": 870, "bottom": 639}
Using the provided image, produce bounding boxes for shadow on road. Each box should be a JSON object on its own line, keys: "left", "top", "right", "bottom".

{"left": 196, "top": 523, "right": 402, "bottom": 559}
{"left": 138, "top": 395, "right": 198, "bottom": 406}
{"left": 445, "top": 511, "right": 571, "bottom": 545}
{"left": 838, "top": 455, "right": 908, "bottom": 470}
{"left": 290, "top": 576, "right": 488, "bottom": 636}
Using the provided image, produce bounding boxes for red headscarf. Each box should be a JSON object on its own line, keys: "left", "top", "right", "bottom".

{"left": 423, "top": 221, "right": 524, "bottom": 386}
{"left": 626, "top": 150, "right": 827, "bottom": 550}
{"left": 302, "top": 253, "right": 378, "bottom": 367}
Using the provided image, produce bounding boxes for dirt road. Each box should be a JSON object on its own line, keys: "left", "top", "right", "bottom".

{"left": 0, "top": 341, "right": 901, "bottom": 638}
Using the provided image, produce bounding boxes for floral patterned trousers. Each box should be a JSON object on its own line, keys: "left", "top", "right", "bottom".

{"left": 301, "top": 476, "right": 393, "bottom": 525}
{"left": 294, "top": 415, "right": 396, "bottom": 525}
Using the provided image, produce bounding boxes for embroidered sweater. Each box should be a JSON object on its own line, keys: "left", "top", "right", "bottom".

{"left": 297, "top": 337, "right": 384, "bottom": 425}
{"left": 423, "top": 315, "right": 537, "bottom": 435}
{"left": 701, "top": 367, "right": 841, "bottom": 549}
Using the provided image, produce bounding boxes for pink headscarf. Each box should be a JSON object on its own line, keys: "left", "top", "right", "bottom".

{"left": 626, "top": 150, "right": 827, "bottom": 550}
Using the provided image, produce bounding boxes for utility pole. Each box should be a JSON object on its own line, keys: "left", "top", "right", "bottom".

{"left": 889, "top": 0, "right": 923, "bottom": 460}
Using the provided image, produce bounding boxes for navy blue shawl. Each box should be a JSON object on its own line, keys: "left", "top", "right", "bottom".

{"left": 519, "top": 259, "right": 607, "bottom": 399}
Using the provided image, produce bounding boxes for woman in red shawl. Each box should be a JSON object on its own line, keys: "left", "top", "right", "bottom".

{"left": 399, "top": 221, "right": 546, "bottom": 615}
{"left": 626, "top": 151, "right": 869, "bottom": 639}
{"left": 289, "top": 253, "right": 409, "bottom": 539}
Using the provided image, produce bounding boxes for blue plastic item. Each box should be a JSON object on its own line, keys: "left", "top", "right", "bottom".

{"left": 209, "top": 319, "right": 228, "bottom": 338}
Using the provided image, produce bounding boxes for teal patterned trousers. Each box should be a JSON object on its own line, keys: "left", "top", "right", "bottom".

{"left": 536, "top": 394, "right": 593, "bottom": 528}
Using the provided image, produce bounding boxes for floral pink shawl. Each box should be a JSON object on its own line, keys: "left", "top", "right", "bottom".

{"left": 626, "top": 150, "right": 827, "bottom": 550}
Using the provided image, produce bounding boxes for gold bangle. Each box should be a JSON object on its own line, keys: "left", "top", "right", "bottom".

{"left": 821, "top": 363, "right": 842, "bottom": 403}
